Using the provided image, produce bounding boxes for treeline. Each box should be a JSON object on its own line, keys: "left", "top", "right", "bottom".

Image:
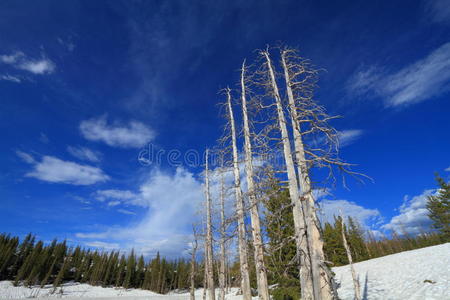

{"left": 0, "top": 227, "right": 446, "bottom": 295}
{"left": 322, "top": 217, "right": 445, "bottom": 266}
{"left": 0, "top": 233, "right": 202, "bottom": 293}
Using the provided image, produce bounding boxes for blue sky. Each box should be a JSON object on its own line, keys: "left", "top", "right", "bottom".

{"left": 1, "top": 0, "right": 449, "bottom": 257}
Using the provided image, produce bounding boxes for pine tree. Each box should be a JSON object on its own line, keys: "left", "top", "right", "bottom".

{"left": 346, "top": 217, "right": 369, "bottom": 262}
{"left": 115, "top": 254, "right": 127, "bottom": 287}
{"left": 15, "top": 240, "right": 44, "bottom": 286}
{"left": 135, "top": 255, "right": 145, "bottom": 288}
{"left": 142, "top": 261, "right": 152, "bottom": 290}
{"left": 123, "top": 249, "right": 136, "bottom": 289}
{"left": 322, "top": 217, "right": 348, "bottom": 266}
{"left": 427, "top": 174, "right": 450, "bottom": 241}
{"left": 264, "top": 187, "right": 300, "bottom": 299}
{"left": 150, "top": 252, "right": 161, "bottom": 292}
{"left": 0, "top": 235, "right": 18, "bottom": 280}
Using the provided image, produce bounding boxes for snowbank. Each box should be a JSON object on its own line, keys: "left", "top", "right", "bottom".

{"left": 1, "top": 243, "right": 448, "bottom": 299}
{"left": 332, "top": 243, "right": 450, "bottom": 300}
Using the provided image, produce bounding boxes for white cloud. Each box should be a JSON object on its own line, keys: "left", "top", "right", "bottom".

{"left": 95, "top": 189, "right": 138, "bottom": 201}
{"left": 67, "top": 146, "right": 102, "bottom": 162}
{"left": 348, "top": 43, "right": 450, "bottom": 107}
{"left": 117, "top": 208, "right": 136, "bottom": 215}
{"left": 424, "top": 0, "right": 450, "bottom": 24}
{"left": 445, "top": 166, "right": 450, "bottom": 172}
{"left": 382, "top": 189, "right": 434, "bottom": 235}
{"left": 338, "top": 129, "right": 364, "bottom": 147}
{"left": 108, "top": 200, "right": 121, "bottom": 207}
{"left": 0, "top": 51, "right": 55, "bottom": 75}
{"left": 16, "top": 150, "right": 36, "bottom": 164}
{"left": 84, "top": 241, "right": 120, "bottom": 250}
{"left": 76, "top": 167, "right": 203, "bottom": 257}
{"left": 0, "top": 52, "right": 23, "bottom": 64}
{"left": 23, "top": 155, "right": 109, "bottom": 185}
{"left": 318, "top": 199, "right": 383, "bottom": 230}
{"left": 18, "top": 59, "right": 55, "bottom": 74}
{"left": 0, "top": 74, "right": 21, "bottom": 83}
{"left": 80, "top": 116, "right": 155, "bottom": 148}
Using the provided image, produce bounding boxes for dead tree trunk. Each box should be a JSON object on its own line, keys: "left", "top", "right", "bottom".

{"left": 204, "top": 149, "right": 216, "bottom": 300}
{"left": 261, "top": 50, "right": 314, "bottom": 300}
{"left": 240, "top": 61, "right": 270, "bottom": 300}
{"left": 218, "top": 162, "right": 226, "bottom": 300}
{"left": 191, "top": 226, "right": 199, "bottom": 300}
{"left": 341, "top": 219, "right": 361, "bottom": 300}
{"left": 225, "top": 88, "right": 252, "bottom": 300}
{"left": 281, "top": 49, "right": 334, "bottom": 300}
{"left": 203, "top": 260, "right": 207, "bottom": 300}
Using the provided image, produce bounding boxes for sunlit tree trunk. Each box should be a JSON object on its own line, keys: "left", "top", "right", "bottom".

{"left": 341, "top": 220, "right": 361, "bottom": 300}
{"left": 240, "top": 61, "right": 270, "bottom": 300}
{"left": 281, "top": 49, "right": 334, "bottom": 300}
{"left": 204, "top": 149, "right": 215, "bottom": 300}
{"left": 190, "top": 226, "right": 199, "bottom": 300}
{"left": 261, "top": 50, "right": 314, "bottom": 300}
{"left": 225, "top": 89, "right": 252, "bottom": 300}
{"left": 218, "top": 162, "right": 226, "bottom": 300}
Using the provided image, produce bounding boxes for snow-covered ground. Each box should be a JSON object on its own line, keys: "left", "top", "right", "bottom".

{"left": 0, "top": 282, "right": 247, "bottom": 300}
{"left": 332, "top": 243, "right": 450, "bottom": 300}
{"left": 1, "top": 243, "right": 448, "bottom": 299}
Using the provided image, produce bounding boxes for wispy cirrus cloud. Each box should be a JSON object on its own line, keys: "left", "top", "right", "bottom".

{"left": 338, "top": 129, "right": 364, "bottom": 147}
{"left": 117, "top": 208, "right": 136, "bottom": 215}
{"left": 17, "top": 152, "right": 109, "bottom": 185}
{"left": 67, "top": 146, "right": 102, "bottom": 163}
{"left": 16, "top": 150, "right": 36, "bottom": 164}
{"left": 0, "top": 74, "right": 21, "bottom": 83}
{"left": 95, "top": 189, "right": 138, "bottom": 205}
{"left": 347, "top": 43, "right": 450, "bottom": 107}
{"left": 424, "top": 0, "right": 450, "bottom": 24}
{"left": 80, "top": 116, "right": 155, "bottom": 148}
{"left": 0, "top": 51, "right": 55, "bottom": 75}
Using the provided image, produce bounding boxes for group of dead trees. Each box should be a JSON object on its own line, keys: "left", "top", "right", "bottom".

{"left": 193, "top": 45, "right": 361, "bottom": 300}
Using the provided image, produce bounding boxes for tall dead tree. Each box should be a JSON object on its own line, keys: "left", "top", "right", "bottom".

{"left": 260, "top": 49, "right": 314, "bottom": 300}
{"left": 218, "top": 159, "right": 227, "bottom": 300}
{"left": 281, "top": 46, "right": 366, "bottom": 299}
{"left": 240, "top": 61, "right": 270, "bottom": 300}
{"left": 204, "top": 149, "right": 216, "bottom": 300}
{"left": 281, "top": 49, "right": 333, "bottom": 299}
{"left": 225, "top": 88, "right": 252, "bottom": 300}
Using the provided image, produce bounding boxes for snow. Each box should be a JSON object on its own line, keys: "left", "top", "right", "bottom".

{"left": 332, "top": 243, "right": 450, "bottom": 300}
{"left": 1, "top": 243, "right": 448, "bottom": 299}
{"left": 0, "top": 282, "right": 247, "bottom": 300}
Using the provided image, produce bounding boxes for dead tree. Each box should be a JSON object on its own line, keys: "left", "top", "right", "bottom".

{"left": 224, "top": 88, "right": 252, "bottom": 300}
{"left": 280, "top": 48, "right": 333, "bottom": 299}
{"left": 340, "top": 216, "right": 361, "bottom": 300}
{"left": 204, "top": 149, "right": 216, "bottom": 300}
{"left": 281, "top": 46, "right": 368, "bottom": 299}
{"left": 240, "top": 61, "right": 270, "bottom": 300}
{"left": 190, "top": 225, "right": 200, "bottom": 300}
{"left": 260, "top": 49, "right": 315, "bottom": 300}
{"left": 218, "top": 158, "right": 227, "bottom": 300}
